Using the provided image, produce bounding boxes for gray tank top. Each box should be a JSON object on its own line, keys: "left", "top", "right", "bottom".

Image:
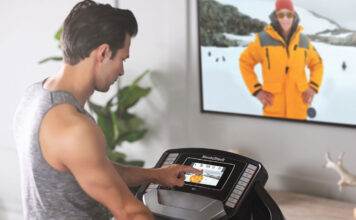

{"left": 13, "top": 81, "right": 111, "bottom": 220}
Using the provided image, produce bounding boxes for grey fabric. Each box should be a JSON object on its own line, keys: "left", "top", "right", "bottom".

{"left": 13, "top": 80, "right": 111, "bottom": 220}
{"left": 258, "top": 30, "right": 284, "bottom": 47}
{"left": 298, "top": 34, "right": 309, "bottom": 49}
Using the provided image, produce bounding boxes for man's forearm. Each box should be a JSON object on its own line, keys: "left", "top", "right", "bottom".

{"left": 111, "top": 162, "right": 158, "bottom": 186}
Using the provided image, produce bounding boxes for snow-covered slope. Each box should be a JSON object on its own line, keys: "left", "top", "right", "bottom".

{"left": 215, "top": 0, "right": 339, "bottom": 35}
{"left": 201, "top": 42, "right": 356, "bottom": 125}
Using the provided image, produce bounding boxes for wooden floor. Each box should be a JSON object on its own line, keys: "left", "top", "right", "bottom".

{"left": 2, "top": 190, "right": 356, "bottom": 219}
{"left": 270, "top": 190, "right": 356, "bottom": 220}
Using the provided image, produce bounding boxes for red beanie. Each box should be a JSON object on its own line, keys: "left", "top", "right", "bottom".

{"left": 276, "top": 0, "right": 294, "bottom": 11}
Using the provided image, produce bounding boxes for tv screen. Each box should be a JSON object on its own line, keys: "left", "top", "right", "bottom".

{"left": 198, "top": 0, "right": 356, "bottom": 127}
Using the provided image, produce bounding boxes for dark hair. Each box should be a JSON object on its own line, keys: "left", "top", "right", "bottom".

{"left": 61, "top": 0, "right": 138, "bottom": 65}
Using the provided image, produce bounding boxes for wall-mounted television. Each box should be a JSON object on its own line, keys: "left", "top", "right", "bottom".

{"left": 198, "top": 0, "right": 356, "bottom": 127}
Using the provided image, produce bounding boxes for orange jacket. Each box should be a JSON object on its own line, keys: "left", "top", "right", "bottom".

{"left": 239, "top": 25, "right": 323, "bottom": 119}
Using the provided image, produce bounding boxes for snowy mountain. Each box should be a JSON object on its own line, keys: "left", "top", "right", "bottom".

{"left": 215, "top": 0, "right": 337, "bottom": 35}
{"left": 214, "top": 0, "right": 355, "bottom": 46}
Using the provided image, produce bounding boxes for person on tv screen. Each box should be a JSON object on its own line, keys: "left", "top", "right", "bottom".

{"left": 239, "top": 0, "right": 324, "bottom": 120}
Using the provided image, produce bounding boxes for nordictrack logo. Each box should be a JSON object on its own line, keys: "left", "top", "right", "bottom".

{"left": 202, "top": 155, "right": 225, "bottom": 162}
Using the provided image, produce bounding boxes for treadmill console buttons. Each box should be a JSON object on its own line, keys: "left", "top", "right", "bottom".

{"left": 245, "top": 169, "right": 255, "bottom": 174}
{"left": 225, "top": 163, "right": 258, "bottom": 208}
{"left": 225, "top": 201, "right": 236, "bottom": 208}
{"left": 242, "top": 172, "right": 252, "bottom": 178}
{"left": 247, "top": 164, "right": 257, "bottom": 170}
{"left": 161, "top": 153, "right": 179, "bottom": 167}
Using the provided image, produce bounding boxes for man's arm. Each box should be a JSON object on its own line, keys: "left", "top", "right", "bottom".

{"left": 111, "top": 162, "right": 202, "bottom": 187}
{"left": 40, "top": 105, "right": 153, "bottom": 220}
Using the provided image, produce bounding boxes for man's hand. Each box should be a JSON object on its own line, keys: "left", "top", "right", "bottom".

{"left": 302, "top": 87, "right": 317, "bottom": 105}
{"left": 153, "top": 164, "right": 202, "bottom": 188}
{"left": 256, "top": 90, "right": 274, "bottom": 107}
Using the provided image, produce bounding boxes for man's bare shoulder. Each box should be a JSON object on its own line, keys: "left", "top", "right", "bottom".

{"left": 40, "top": 104, "right": 106, "bottom": 171}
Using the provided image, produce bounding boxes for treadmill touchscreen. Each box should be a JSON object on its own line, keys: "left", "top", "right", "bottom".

{"left": 185, "top": 162, "right": 226, "bottom": 186}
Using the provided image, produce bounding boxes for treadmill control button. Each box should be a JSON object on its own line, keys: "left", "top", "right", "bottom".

{"left": 242, "top": 172, "right": 252, "bottom": 178}
{"left": 240, "top": 177, "right": 250, "bottom": 183}
{"left": 238, "top": 180, "right": 247, "bottom": 187}
{"left": 245, "top": 169, "right": 255, "bottom": 174}
{"left": 165, "top": 158, "right": 176, "bottom": 163}
{"left": 227, "top": 197, "right": 238, "bottom": 204}
{"left": 225, "top": 201, "right": 236, "bottom": 208}
{"left": 233, "top": 189, "right": 242, "bottom": 195}
{"left": 247, "top": 164, "right": 257, "bottom": 170}
{"left": 230, "top": 193, "right": 240, "bottom": 199}
{"left": 234, "top": 185, "right": 244, "bottom": 191}
{"left": 167, "top": 153, "right": 179, "bottom": 158}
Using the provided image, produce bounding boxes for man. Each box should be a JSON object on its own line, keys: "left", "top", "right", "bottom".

{"left": 13, "top": 1, "right": 201, "bottom": 219}
{"left": 239, "top": 0, "right": 323, "bottom": 120}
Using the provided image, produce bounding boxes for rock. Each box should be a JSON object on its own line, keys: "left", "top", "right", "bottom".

{"left": 199, "top": 0, "right": 266, "bottom": 47}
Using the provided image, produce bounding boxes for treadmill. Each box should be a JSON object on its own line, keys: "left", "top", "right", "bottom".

{"left": 136, "top": 148, "right": 285, "bottom": 220}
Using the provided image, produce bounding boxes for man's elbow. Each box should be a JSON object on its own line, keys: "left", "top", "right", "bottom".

{"left": 113, "top": 199, "right": 154, "bottom": 220}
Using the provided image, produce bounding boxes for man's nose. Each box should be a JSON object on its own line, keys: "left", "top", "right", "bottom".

{"left": 119, "top": 66, "right": 125, "bottom": 76}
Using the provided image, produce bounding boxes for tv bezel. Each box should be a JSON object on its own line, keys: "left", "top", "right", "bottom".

{"left": 196, "top": 0, "right": 356, "bottom": 129}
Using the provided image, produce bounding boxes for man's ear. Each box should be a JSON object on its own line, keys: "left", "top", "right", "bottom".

{"left": 96, "top": 44, "right": 111, "bottom": 63}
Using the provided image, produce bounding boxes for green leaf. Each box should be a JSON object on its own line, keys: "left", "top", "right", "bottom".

{"left": 117, "top": 129, "right": 148, "bottom": 145}
{"left": 117, "top": 119, "right": 128, "bottom": 134}
{"left": 119, "top": 159, "right": 144, "bottom": 167}
{"left": 127, "top": 116, "right": 144, "bottom": 131}
{"left": 132, "top": 70, "right": 150, "bottom": 88}
{"left": 118, "top": 86, "right": 151, "bottom": 111}
{"left": 104, "top": 95, "right": 117, "bottom": 113}
{"left": 121, "top": 112, "right": 135, "bottom": 120}
{"left": 97, "top": 114, "right": 115, "bottom": 150}
{"left": 54, "top": 27, "right": 62, "bottom": 41}
{"left": 38, "top": 56, "right": 63, "bottom": 64}
{"left": 88, "top": 100, "right": 104, "bottom": 115}
{"left": 110, "top": 111, "right": 120, "bottom": 143}
{"left": 107, "top": 150, "right": 126, "bottom": 161}
{"left": 107, "top": 150, "right": 144, "bottom": 167}
{"left": 115, "top": 115, "right": 143, "bottom": 137}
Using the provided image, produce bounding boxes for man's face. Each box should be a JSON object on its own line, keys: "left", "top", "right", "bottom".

{"left": 95, "top": 33, "right": 131, "bottom": 92}
{"left": 276, "top": 9, "right": 294, "bottom": 34}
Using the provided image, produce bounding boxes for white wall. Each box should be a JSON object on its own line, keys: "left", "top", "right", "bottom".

{"left": 1, "top": 0, "right": 356, "bottom": 218}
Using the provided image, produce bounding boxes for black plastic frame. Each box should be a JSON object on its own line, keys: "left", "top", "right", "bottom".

{"left": 196, "top": 0, "right": 356, "bottom": 129}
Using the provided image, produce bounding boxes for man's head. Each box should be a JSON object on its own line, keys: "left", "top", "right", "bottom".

{"left": 275, "top": 0, "right": 295, "bottom": 34}
{"left": 61, "top": 0, "right": 137, "bottom": 92}
{"left": 61, "top": 0, "right": 137, "bottom": 66}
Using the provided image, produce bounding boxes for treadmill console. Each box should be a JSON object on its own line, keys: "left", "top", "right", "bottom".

{"left": 136, "top": 148, "right": 284, "bottom": 220}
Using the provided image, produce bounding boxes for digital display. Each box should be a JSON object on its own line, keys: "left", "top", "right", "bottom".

{"left": 185, "top": 162, "right": 226, "bottom": 187}
{"left": 198, "top": 0, "right": 356, "bottom": 127}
